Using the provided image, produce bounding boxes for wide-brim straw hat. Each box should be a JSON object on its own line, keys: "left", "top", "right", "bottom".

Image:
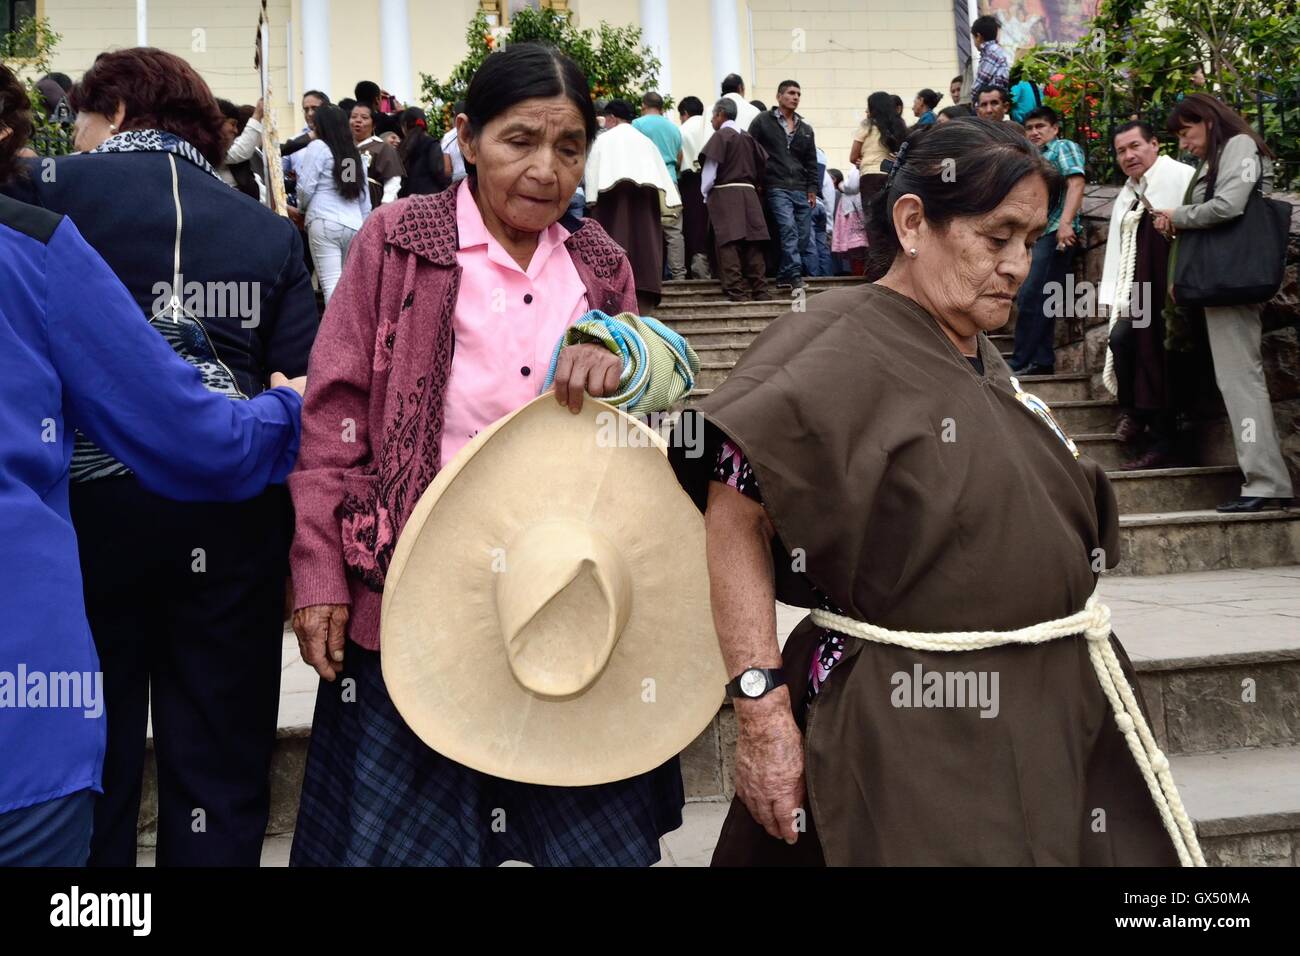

{"left": 380, "top": 394, "right": 726, "bottom": 786}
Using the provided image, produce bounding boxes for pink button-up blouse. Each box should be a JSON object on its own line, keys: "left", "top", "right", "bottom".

{"left": 440, "top": 179, "right": 590, "bottom": 464}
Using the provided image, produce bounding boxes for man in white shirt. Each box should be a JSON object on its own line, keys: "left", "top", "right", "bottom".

{"left": 439, "top": 102, "right": 468, "bottom": 185}
{"left": 1097, "top": 120, "right": 1195, "bottom": 470}
{"left": 721, "top": 74, "right": 761, "bottom": 134}
{"left": 585, "top": 100, "right": 682, "bottom": 311}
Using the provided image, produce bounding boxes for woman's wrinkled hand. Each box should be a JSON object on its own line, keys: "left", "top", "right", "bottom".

{"left": 293, "top": 604, "right": 349, "bottom": 681}
{"left": 550, "top": 343, "right": 621, "bottom": 414}
{"left": 1153, "top": 210, "right": 1176, "bottom": 239}
{"left": 734, "top": 691, "right": 806, "bottom": 844}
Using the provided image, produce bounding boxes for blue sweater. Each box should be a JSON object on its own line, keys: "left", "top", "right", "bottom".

{"left": 0, "top": 194, "right": 302, "bottom": 814}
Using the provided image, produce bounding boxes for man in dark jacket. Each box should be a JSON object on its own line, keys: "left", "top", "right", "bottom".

{"left": 747, "top": 80, "right": 819, "bottom": 289}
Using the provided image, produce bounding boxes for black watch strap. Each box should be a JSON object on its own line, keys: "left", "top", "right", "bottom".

{"left": 725, "top": 667, "right": 787, "bottom": 700}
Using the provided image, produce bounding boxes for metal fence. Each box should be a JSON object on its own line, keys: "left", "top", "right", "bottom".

{"left": 29, "top": 122, "right": 72, "bottom": 158}
{"left": 1068, "top": 84, "right": 1300, "bottom": 191}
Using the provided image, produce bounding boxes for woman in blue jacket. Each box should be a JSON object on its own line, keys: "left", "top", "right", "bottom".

{"left": 8, "top": 49, "right": 322, "bottom": 866}
{"left": 0, "top": 64, "right": 303, "bottom": 866}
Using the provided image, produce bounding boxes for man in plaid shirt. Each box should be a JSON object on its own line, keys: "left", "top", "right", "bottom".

{"left": 1010, "top": 106, "right": 1087, "bottom": 375}
{"left": 970, "top": 16, "right": 1010, "bottom": 103}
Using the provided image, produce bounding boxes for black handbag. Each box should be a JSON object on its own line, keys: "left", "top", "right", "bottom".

{"left": 1172, "top": 169, "right": 1291, "bottom": 307}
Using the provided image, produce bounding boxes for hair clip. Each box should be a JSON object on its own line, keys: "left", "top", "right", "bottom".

{"left": 884, "top": 140, "right": 911, "bottom": 189}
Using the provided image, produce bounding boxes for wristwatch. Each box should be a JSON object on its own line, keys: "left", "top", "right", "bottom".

{"left": 725, "top": 667, "right": 786, "bottom": 700}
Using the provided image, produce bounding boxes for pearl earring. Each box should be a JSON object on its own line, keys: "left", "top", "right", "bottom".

{"left": 908, "top": 247, "right": 918, "bottom": 258}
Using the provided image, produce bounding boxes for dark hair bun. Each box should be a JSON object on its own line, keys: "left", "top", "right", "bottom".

{"left": 864, "top": 119, "right": 1059, "bottom": 278}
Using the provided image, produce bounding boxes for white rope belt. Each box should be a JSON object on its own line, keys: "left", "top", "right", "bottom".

{"left": 712, "top": 182, "right": 756, "bottom": 189}
{"left": 810, "top": 585, "right": 1207, "bottom": 867}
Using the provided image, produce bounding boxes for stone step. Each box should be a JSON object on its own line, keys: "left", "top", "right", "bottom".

{"left": 1013, "top": 372, "right": 1091, "bottom": 403}
{"left": 1049, "top": 398, "right": 1121, "bottom": 434}
{"left": 675, "top": 324, "right": 771, "bottom": 348}
{"left": 1105, "top": 568, "right": 1300, "bottom": 756}
{"left": 654, "top": 300, "right": 795, "bottom": 320}
{"left": 1115, "top": 509, "right": 1300, "bottom": 576}
{"left": 1075, "top": 432, "right": 1129, "bottom": 469}
{"left": 1107, "top": 465, "right": 1242, "bottom": 514}
{"left": 1171, "top": 745, "right": 1300, "bottom": 866}
{"left": 690, "top": 343, "right": 757, "bottom": 366}
{"left": 660, "top": 276, "right": 866, "bottom": 303}
{"left": 664, "top": 313, "right": 782, "bottom": 332}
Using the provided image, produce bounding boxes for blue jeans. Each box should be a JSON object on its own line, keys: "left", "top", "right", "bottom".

{"left": 802, "top": 204, "right": 832, "bottom": 277}
{"left": 1012, "top": 234, "right": 1076, "bottom": 370}
{"left": 0, "top": 789, "right": 94, "bottom": 866}
{"left": 767, "top": 188, "right": 813, "bottom": 283}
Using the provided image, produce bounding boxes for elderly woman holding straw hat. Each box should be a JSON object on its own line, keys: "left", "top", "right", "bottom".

{"left": 287, "top": 43, "right": 704, "bottom": 867}
{"left": 672, "top": 118, "right": 1204, "bottom": 866}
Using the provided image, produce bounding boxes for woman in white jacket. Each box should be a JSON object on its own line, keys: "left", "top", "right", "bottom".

{"left": 296, "top": 104, "right": 371, "bottom": 303}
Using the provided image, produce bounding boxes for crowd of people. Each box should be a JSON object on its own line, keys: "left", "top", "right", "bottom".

{"left": 0, "top": 11, "right": 1291, "bottom": 869}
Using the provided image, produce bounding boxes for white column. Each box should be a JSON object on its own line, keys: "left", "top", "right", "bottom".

{"left": 710, "top": 0, "right": 741, "bottom": 95}
{"left": 136, "top": 0, "right": 148, "bottom": 46}
{"left": 301, "top": 0, "right": 332, "bottom": 100}
{"left": 380, "top": 0, "right": 414, "bottom": 105}
{"left": 639, "top": 0, "right": 672, "bottom": 99}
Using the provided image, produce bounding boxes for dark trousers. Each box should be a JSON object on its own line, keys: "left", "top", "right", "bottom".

{"left": 1012, "top": 234, "right": 1075, "bottom": 370}
{"left": 767, "top": 187, "right": 813, "bottom": 283}
{"left": 1110, "top": 318, "right": 1189, "bottom": 452}
{"left": 716, "top": 238, "right": 769, "bottom": 298}
{"left": 0, "top": 790, "right": 94, "bottom": 866}
{"left": 70, "top": 477, "right": 292, "bottom": 867}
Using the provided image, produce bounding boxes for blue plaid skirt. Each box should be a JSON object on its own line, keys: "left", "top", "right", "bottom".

{"left": 289, "top": 639, "right": 683, "bottom": 866}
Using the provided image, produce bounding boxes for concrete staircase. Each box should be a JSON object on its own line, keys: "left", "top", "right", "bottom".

{"left": 135, "top": 276, "right": 1299, "bottom": 866}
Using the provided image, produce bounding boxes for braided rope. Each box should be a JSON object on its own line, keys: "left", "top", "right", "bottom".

{"left": 810, "top": 587, "right": 1207, "bottom": 867}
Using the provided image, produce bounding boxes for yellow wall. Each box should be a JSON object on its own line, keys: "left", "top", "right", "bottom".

{"left": 748, "top": 0, "right": 959, "bottom": 170}
{"left": 36, "top": 0, "right": 959, "bottom": 163}
{"left": 43, "top": 0, "right": 295, "bottom": 111}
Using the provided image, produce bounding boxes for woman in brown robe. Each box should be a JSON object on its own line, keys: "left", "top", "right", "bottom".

{"left": 672, "top": 119, "right": 1202, "bottom": 867}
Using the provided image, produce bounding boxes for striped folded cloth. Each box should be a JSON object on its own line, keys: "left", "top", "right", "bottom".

{"left": 543, "top": 310, "right": 700, "bottom": 415}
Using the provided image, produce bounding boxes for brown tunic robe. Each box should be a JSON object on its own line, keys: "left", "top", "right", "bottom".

{"left": 591, "top": 181, "right": 664, "bottom": 305}
{"left": 678, "top": 169, "right": 711, "bottom": 268}
{"left": 672, "top": 283, "right": 1181, "bottom": 866}
{"left": 358, "top": 138, "right": 405, "bottom": 210}
{"left": 699, "top": 127, "right": 770, "bottom": 245}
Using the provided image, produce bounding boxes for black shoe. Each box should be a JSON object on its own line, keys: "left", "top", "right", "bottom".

{"left": 775, "top": 279, "right": 792, "bottom": 289}
{"left": 1115, "top": 412, "right": 1143, "bottom": 444}
{"left": 1216, "top": 496, "right": 1290, "bottom": 514}
{"left": 1022, "top": 363, "right": 1055, "bottom": 376}
{"left": 1120, "top": 447, "right": 1182, "bottom": 471}
{"left": 723, "top": 291, "right": 750, "bottom": 302}
{"left": 751, "top": 290, "right": 774, "bottom": 301}
{"left": 791, "top": 277, "right": 805, "bottom": 290}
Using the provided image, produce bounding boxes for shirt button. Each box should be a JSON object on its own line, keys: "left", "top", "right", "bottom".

{"left": 521, "top": 366, "right": 531, "bottom": 377}
{"left": 523, "top": 293, "right": 533, "bottom": 304}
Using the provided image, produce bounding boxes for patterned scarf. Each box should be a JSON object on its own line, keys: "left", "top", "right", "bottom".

{"left": 91, "top": 128, "right": 223, "bottom": 180}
